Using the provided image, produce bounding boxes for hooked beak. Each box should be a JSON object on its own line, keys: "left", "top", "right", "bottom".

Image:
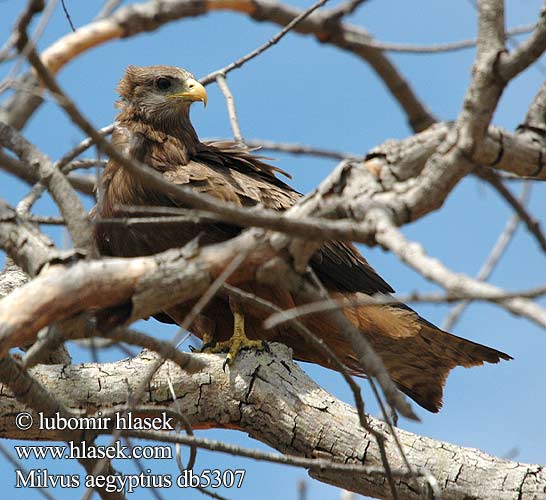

{"left": 168, "top": 78, "right": 207, "bottom": 107}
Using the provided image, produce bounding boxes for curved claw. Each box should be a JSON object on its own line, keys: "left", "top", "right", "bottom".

{"left": 200, "top": 341, "right": 218, "bottom": 353}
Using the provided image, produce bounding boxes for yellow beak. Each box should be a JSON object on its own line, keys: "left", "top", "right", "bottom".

{"left": 168, "top": 78, "right": 207, "bottom": 107}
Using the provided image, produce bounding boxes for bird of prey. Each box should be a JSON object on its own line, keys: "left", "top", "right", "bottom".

{"left": 94, "top": 65, "right": 511, "bottom": 413}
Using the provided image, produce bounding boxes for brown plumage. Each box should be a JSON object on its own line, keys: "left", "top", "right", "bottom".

{"left": 94, "top": 65, "right": 511, "bottom": 412}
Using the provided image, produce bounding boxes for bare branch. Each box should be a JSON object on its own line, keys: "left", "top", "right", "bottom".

{"left": 242, "top": 138, "right": 361, "bottom": 160}
{"left": 374, "top": 214, "right": 546, "bottom": 331}
{"left": 457, "top": 0, "right": 505, "bottom": 154}
{"left": 324, "top": 0, "right": 368, "bottom": 23}
{"left": 56, "top": 124, "right": 114, "bottom": 170}
{"left": 0, "top": 442, "right": 56, "bottom": 500}
{"left": 0, "top": 232, "right": 263, "bottom": 355}
{"left": 518, "top": 78, "right": 546, "bottom": 144}
{"left": 215, "top": 74, "right": 244, "bottom": 144}
{"left": 477, "top": 167, "right": 546, "bottom": 253}
{"left": 361, "top": 23, "right": 535, "bottom": 53}
{"left": 0, "top": 149, "right": 95, "bottom": 194}
{"left": 201, "top": 0, "right": 331, "bottom": 84}
{"left": 0, "top": 199, "right": 63, "bottom": 276}
{"left": 95, "top": 0, "right": 124, "bottom": 20}
{"left": 442, "top": 182, "right": 530, "bottom": 331}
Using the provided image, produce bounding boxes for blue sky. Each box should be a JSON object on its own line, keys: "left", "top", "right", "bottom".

{"left": 0, "top": 0, "right": 545, "bottom": 498}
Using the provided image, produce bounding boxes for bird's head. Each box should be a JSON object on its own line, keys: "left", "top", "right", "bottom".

{"left": 116, "top": 65, "right": 207, "bottom": 125}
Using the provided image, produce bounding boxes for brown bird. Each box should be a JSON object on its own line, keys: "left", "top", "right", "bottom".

{"left": 94, "top": 65, "right": 511, "bottom": 413}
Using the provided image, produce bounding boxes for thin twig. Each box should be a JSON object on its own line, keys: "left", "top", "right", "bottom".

{"left": 215, "top": 74, "right": 244, "bottom": 144}
{"left": 64, "top": 158, "right": 107, "bottom": 172}
{"left": 264, "top": 283, "right": 546, "bottom": 330}
{"left": 374, "top": 213, "right": 546, "bottom": 331}
{"left": 0, "top": 34, "right": 16, "bottom": 64}
{"left": 363, "top": 23, "right": 536, "bottom": 54}
{"left": 165, "top": 379, "right": 197, "bottom": 471}
{"left": 443, "top": 181, "right": 531, "bottom": 331}
{"left": 16, "top": 182, "right": 46, "bottom": 219}
{"left": 477, "top": 168, "right": 546, "bottom": 253}
{"left": 241, "top": 138, "right": 361, "bottom": 160}
{"left": 56, "top": 124, "right": 114, "bottom": 170}
{"left": 60, "top": 0, "right": 76, "bottom": 32}
{"left": 95, "top": 0, "right": 123, "bottom": 20}
{"left": 164, "top": 378, "right": 226, "bottom": 500}
{"left": 13, "top": 158, "right": 101, "bottom": 223}
{"left": 0, "top": 149, "right": 96, "bottom": 195}
{"left": 366, "top": 379, "right": 399, "bottom": 500}
{"left": 0, "top": 0, "right": 58, "bottom": 94}
{"left": 101, "top": 196, "right": 379, "bottom": 247}
{"left": 201, "top": 0, "right": 331, "bottom": 84}
{"left": 123, "top": 436, "right": 165, "bottom": 500}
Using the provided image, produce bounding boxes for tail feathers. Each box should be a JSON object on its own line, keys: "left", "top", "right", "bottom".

{"left": 419, "top": 320, "right": 512, "bottom": 366}
{"left": 340, "top": 305, "right": 512, "bottom": 413}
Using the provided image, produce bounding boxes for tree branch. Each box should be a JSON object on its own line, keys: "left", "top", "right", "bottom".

{"left": 0, "top": 346, "right": 542, "bottom": 499}
{"left": 374, "top": 214, "right": 546, "bottom": 330}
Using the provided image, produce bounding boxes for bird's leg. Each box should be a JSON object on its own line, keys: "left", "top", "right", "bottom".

{"left": 205, "top": 296, "right": 264, "bottom": 365}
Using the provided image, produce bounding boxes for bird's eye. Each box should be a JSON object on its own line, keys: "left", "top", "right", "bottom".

{"left": 156, "top": 77, "right": 171, "bottom": 91}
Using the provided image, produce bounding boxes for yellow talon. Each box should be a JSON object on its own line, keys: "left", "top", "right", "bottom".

{"left": 226, "top": 313, "right": 264, "bottom": 364}
{"left": 201, "top": 312, "right": 263, "bottom": 364}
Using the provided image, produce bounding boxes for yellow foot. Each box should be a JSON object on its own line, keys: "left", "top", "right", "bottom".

{"left": 203, "top": 313, "right": 264, "bottom": 366}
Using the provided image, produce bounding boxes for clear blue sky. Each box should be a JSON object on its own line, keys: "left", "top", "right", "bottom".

{"left": 1, "top": 0, "right": 545, "bottom": 498}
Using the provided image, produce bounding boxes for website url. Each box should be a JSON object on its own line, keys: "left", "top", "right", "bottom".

{"left": 14, "top": 440, "right": 172, "bottom": 460}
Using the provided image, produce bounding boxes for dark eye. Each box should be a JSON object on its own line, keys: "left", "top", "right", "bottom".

{"left": 156, "top": 77, "right": 171, "bottom": 91}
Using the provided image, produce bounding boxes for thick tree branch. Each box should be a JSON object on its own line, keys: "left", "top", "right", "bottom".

{"left": 0, "top": 231, "right": 268, "bottom": 355}
{"left": 0, "top": 346, "right": 543, "bottom": 499}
